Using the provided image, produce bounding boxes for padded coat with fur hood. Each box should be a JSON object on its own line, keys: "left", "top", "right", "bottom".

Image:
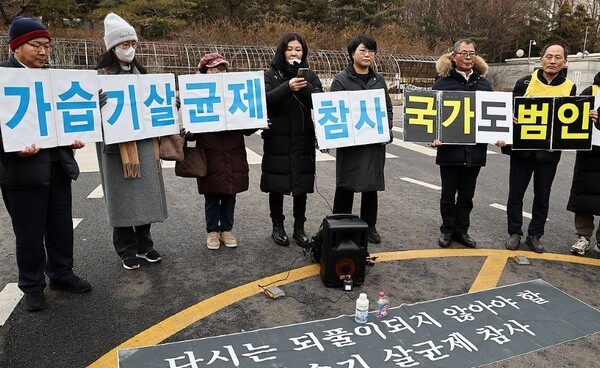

{"left": 432, "top": 53, "right": 492, "bottom": 167}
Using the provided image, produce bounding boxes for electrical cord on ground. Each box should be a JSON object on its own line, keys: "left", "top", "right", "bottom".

{"left": 257, "top": 253, "right": 306, "bottom": 291}
{"left": 285, "top": 292, "right": 355, "bottom": 305}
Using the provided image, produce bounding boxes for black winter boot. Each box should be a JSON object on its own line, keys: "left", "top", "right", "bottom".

{"left": 293, "top": 220, "right": 309, "bottom": 247}
{"left": 272, "top": 219, "right": 289, "bottom": 246}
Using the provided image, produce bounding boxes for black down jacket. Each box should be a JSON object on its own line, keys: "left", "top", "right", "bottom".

{"left": 260, "top": 68, "right": 323, "bottom": 195}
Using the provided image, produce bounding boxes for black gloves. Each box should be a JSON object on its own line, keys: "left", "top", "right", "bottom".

{"left": 98, "top": 89, "right": 107, "bottom": 108}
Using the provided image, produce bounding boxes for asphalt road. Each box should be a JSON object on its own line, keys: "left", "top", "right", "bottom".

{"left": 1, "top": 106, "right": 600, "bottom": 367}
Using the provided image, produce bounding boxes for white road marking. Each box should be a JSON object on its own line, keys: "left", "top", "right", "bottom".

{"left": 392, "top": 138, "right": 437, "bottom": 156}
{"left": 87, "top": 185, "right": 104, "bottom": 199}
{"left": 400, "top": 177, "right": 441, "bottom": 190}
{"left": 246, "top": 147, "right": 263, "bottom": 165}
{"left": 391, "top": 126, "right": 497, "bottom": 155}
{"left": 74, "top": 145, "right": 99, "bottom": 173}
{"left": 315, "top": 150, "right": 335, "bottom": 161}
{"left": 0, "top": 283, "right": 23, "bottom": 326}
{"left": 73, "top": 218, "right": 83, "bottom": 229}
{"left": 489, "top": 203, "right": 547, "bottom": 220}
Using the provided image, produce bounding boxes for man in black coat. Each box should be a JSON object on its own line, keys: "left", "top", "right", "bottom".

{"left": 0, "top": 17, "right": 91, "bottom": 312}
{"left": 503, "top": 43, "right": 577, "bottom": 253}
{"left": 430, "top": 39, "right": 492, "bottom": 249}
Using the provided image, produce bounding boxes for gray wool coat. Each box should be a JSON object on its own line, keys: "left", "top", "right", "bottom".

{"left": 96, "top": 65, "right": 168, "bottom": 227}
{"left": 330, "top": 64, "right": 394, "bottom": 192}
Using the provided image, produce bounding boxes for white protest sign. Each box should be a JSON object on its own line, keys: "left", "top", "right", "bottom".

{"left": 312, "top": 89, "right": 389, "bottom": 149}
{"left": 312, "top": 91, "right": 354, "bottom": 149}
{"left": 178, "top": 73, "right": 226, "bottom": 133}
{"left": 98, "top": 74, "right": 147, "bottom": 145}
{"left": 0, "top": 68, "right": 57, "bottom": 152}
{"left": 138, "top": 73, "right": 180, "bottom": 138}
{"left": 222, "top": 71, "right": 268, "bottom": 130}
{"left": 51, "top": 69, "right": 103, "bottom": 147}
{"left": 475, "top": 91, "right": 513, "bottom": 144}
{"left": 349, "top": 89, "right": 390, "bottom": 146}
{"left": 593, "top": 95, "right": 600, "bottom": 146}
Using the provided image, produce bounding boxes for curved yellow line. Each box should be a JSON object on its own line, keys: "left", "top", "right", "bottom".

{"left": 88, "top": 248, "right": 600, "bottom": 367}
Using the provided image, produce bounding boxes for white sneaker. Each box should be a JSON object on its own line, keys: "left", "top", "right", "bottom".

{"left": 570, "top": 236, "right": 590, "bottom": 256}
{"left": 220, "top": 231, "right": 238, "bottom": 248}
{"left": 206, "top": 232, "right": 221, "bottom": 250}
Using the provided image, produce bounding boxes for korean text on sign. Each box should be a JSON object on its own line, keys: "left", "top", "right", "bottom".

{"left": 403, "top": 90, "right": 513, "bottom": 145}
{"left": 312, "top": 89, "right": 391, "bottom": 149}
{"left": 0, "top": 68, "right": 103, "bottom": 152}
{"left": 178, "top": 71, "right": 268, "bottom": 134}
{"left": 514, "top": 96, "right": 595, "bottom": 150}
{"left": 98, "top": 73, "right": 179, "bottom": 145}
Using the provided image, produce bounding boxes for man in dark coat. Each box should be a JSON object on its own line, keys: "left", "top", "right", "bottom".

{"left": 262, "top": 33, "right": 323, "bottom": 247}
{"left": 430, "top": 39, "right": 492, "bottom": 249}
{"left": 0, "top": 17, "right": 91, "bottom": 312}
{"left": 567, "top": 71, "right": 600, "bottom": 256}
{"left": 331, "top": 34, "right": 393, "bottom": 244}
{"left": 503, "top": 43, "right": 577, "bottom": 253}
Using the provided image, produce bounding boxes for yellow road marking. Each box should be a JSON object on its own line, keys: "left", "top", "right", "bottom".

{"left": 88, "top": 249, "right": 600, "bottom": 368}
{"left": 469, "top": 255, "right": 508, "bottom": 293}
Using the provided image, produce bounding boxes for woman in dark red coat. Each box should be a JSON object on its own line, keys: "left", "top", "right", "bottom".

{"left": 194, "top": 53, "right": 253, "bottom": 250}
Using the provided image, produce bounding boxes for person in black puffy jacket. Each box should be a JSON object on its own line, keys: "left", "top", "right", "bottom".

{"left": 566, "top": 71, "right": 600, "bottom": 256}
{"left": 261, "top": 33, "right": 323, "bottom": 247}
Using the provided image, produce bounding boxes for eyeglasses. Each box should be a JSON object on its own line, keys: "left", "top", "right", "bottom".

{"left": 456, "top": 51, "right": 477, "bottom": 58}
{"left": 26, "top": 42, "right": 51, "bottom": 52}
{"left": 357, "top": 48, "right": 376, "bottom": 55}
{"left": 116, "top": 42, "right": 137, "bottom": 49}
{"left": 207, "top": 65, "right": 227, "bottom": 74}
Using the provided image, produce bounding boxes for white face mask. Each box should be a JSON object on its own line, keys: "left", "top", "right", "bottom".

{"left": 114, "top": 47, "right": 135, "bottom": 63}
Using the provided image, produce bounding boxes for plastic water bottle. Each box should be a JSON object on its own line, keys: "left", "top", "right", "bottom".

{"left": 377, "top": 292, "right": 389, "bottom": 318}
{"left": 355, "top": 293, "right": 369, "bottom": 324}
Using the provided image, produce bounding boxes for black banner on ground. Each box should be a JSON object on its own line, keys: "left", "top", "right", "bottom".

{"left": 118, "top": 279, "right": 600, "bottom": 368}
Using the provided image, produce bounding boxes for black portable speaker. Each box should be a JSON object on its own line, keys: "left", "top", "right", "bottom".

{"left": 319, "top": 214, "right": 368, "bottom": 287}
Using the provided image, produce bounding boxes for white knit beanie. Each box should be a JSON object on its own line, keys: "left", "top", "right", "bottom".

{"left": 103, "top": 13, "right": 138, "bottom": 50}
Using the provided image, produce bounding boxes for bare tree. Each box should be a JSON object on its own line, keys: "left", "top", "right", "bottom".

{"left": 0, "top": 0, "right": 32, "bottom": 25}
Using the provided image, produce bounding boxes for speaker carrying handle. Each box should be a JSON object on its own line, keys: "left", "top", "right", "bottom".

{"left": 326, "top": 213, "right": 359, "bottom": 221}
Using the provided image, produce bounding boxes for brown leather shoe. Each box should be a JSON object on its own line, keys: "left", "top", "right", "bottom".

{"left": 525, "top": 235, "right": 544, "bottom": 253}
{"left": 505, "top": 234, "right": 521, "bottom": 250}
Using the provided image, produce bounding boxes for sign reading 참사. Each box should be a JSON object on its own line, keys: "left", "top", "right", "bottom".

{"left": 312, "top": 89, "right": 390, "bottom": 149}
{"left": 118, "top": 279, "right": 600, "bottom": 368}
{"left": 0, "top": 68, "right": 103, "bottom": 152}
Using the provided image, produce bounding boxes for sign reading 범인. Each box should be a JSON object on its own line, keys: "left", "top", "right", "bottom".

{"left": 0, "top": 68, "right": 103, "bottom": 152}
{"left": 513, "top": 96, "right": 595, "bottom": 150}
{"left": 178, "top": 71, "right": 268, "bottom": 133}
{"left": 312, "top": 89, "right": 390, "bottom": 149}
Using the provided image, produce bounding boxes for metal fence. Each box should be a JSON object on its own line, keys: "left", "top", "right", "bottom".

{"left": 0, "top": 35, "right": 437, "bottom": 91}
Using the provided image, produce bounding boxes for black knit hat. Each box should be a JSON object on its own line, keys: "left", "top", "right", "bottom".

{"left": 9, "top": 16, "right": 51, "bottom": 51}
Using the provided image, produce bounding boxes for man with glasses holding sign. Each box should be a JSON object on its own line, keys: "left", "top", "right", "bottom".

{"left": 430, "top": 39, "right": 493, "bottom": 249}
{"left": 0, "top": 17, "right": 91, "bottom": 312}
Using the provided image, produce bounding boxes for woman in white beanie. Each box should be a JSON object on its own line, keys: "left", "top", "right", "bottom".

{"left": 95, "top": 13, "right": 167, "bottom": 270}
